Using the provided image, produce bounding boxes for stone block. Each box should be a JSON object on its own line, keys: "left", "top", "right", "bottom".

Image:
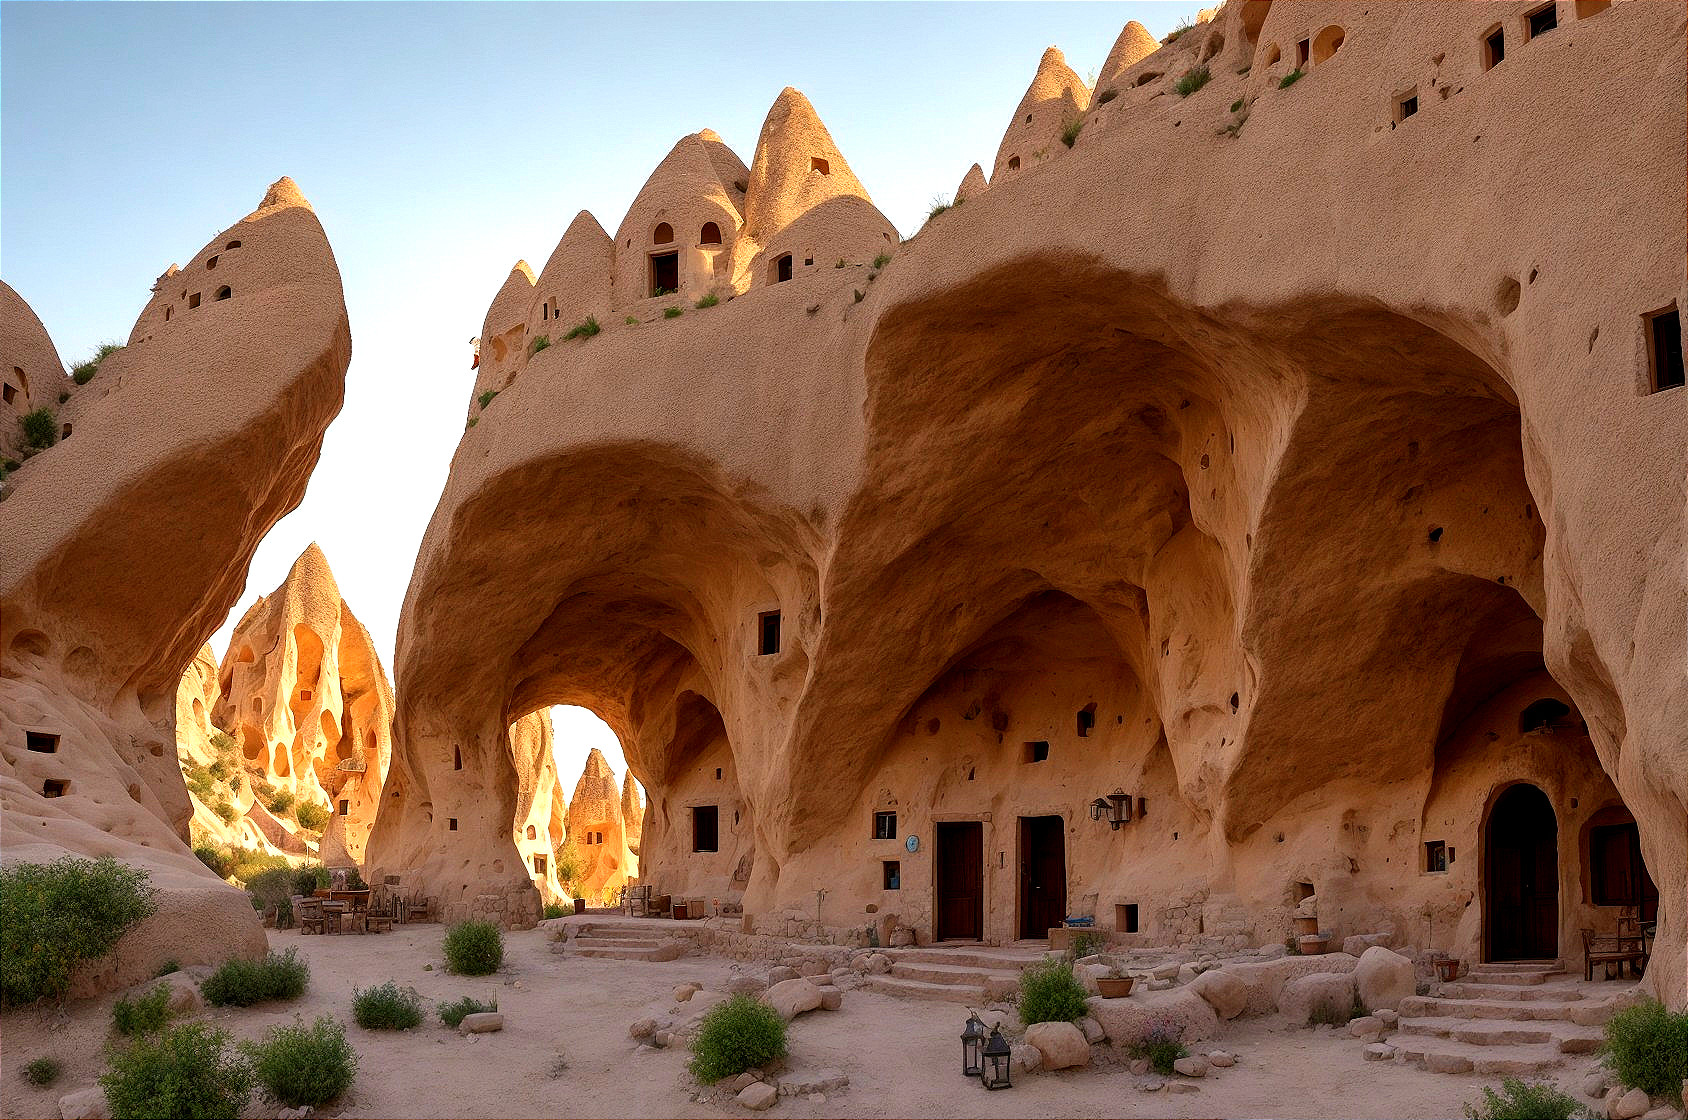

{"left": 1190, "top": 969, "right": 1248, "bottom": 1020}
{"left": 459, "top": 1012, "right": 503, "bottom": 1033}
{"left": 1354, "top": 947, "right": 1415, "bottom": 1012}
{"left": 764, "top": 978, "right": 823, "bottom": 1022}
{"left": 1173, "top": 1055, "right": 1209, "bottom": 1078}
{"left": 57, "top": 1088, "right": 108, "bottom": 1120}
{"left": 1025, "top": 1021, "right": 1090, "bottom": 1070}
{"left": 737, "top": 1082, "right": 778, "bottom": 1111}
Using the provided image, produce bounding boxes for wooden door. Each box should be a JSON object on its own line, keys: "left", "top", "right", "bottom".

{"left": 935, "top": 821, "right": 983, "bottom": 941}
{"left": 1018, "top": 816, "right": 1067, "bottom": 940}
{"left": 1487, "top": 783, "right": 1559, "bottom": 960}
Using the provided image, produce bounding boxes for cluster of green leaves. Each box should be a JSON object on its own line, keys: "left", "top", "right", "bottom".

{"left": 1067, "top": 930, "right": 1105, "bottom": 960}
{"left": 528, "top": 334, "right": 551, "bottom": 355}
{"left": 1127, "top": 1021, "right": 1190, "bottom": 1076}
{"left": 1464, "top": 1078, "right": 1580, "bottom": 1120}
{"left": 663, "top": 306, "right": 684, "bottom": 320}
{"left": 200, "top": 949, "right": 309, "bottom": 1007}
{"left": 112, "top": 983, "right": 174, "bottom": 1036}
{"left": 1016, "top": 958, "right": 1089, "bottom": 1026}
{"left": 268, "top": 789, "right": 296, "bottom": 815}
{"left": 1602, "top": 999, "right": 1688, "bottom": 1106}
{"left": 694, "top": 293, "right": 719, "bottom": 309}
{"left": 19, "top": 408, "right": 57, "bottom": 449}
{"left": 294, "top": 863, "right": 329, "bottom": 896}
{"left": 442, "top": 920, "right": 503, "bottom": 975}
{"left": 352, "top": 981, "right": 423, "bottom": 1030}
{"left": 1174, "top": 65, "right": 1211, "bottom": 97}
{"left": 688, "top": 995, "right": 787, "bottom": 1084}
{"left": 1164, "top": 16, "right": 1194, "bottom": 42}
{"left": 294, "top": 801, "right": 330, "bottom": 832}
{"left": 70, "top": 342, "right": 122, "bottom": 386}
{"left": 1060, "top": 116, "right": 1084, "bottom": 147}
{"left": 101, "top": 1023, "right": 252, "bottom": 1120}
{"left": 542, "top": 901, "right": 573, "bottom": 920}
{"left": 551, "top": 839, "right": 584, "bottom": 894}
{"left": 242, "top": 1016, "right": 357, "bottom": 1108}
{"left": 195, "top": 845, "right": 291, "bottom": 884}
{"left": 438, "top": 995, "right": 498, "bottom": 1028}
{"left": 1279, "top": 67, "right": 1304, "bottom": 89}
{"left": 926, "top": 195, "right": 953, "bottom": 223}
{"left": 477, "top": 389, "right": 498, "bottom": 410}
{"left": 871, "top": 252, "right": 892, "bottom": 270}
{"left": 21, "top": 1057, "right": 61, "bottom": 1086}
{"left": 0, "top": 856, "right": 159, "bottom": 1006}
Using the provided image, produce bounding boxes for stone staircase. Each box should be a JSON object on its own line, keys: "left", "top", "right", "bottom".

{"left": 862, "top": 945, "right": 1048, "bottom": 1004}
{"left": 1389, "top": 961, "right": 1619, "bottom": 1076}
{"left": 561, "top": 921, "right": 686, "bottom": 962}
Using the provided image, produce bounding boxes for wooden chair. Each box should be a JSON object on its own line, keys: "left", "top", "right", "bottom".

{"left": 366, "top": 909, "right": 394, "bottom": 934}
{"left": 298, "top": 897, "right": 326, "bottom": 936}
{"left": 406, "top": 894, "right": 433, "bottom": 924}
{"left": 1582, "top": 927, "right": 1646, "bottom": 980}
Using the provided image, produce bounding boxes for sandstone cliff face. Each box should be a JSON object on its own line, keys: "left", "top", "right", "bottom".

{"left": 509, "top": 710, "right": 567, "bottom": 902}
{"left": 0, "top": 179, "right": 351, "bottom": 993}
{"left": 369, "top": 0, "right": 1686, "bottom": 1006}
{"left": 565, "top": 747, "right": 636, "bottom": 901}
{"left": 212, "top": 544, "right": 393, "bottom": 866}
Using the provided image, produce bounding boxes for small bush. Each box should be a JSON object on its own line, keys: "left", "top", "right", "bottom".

{"left": 242, "top": 1015, "right": 357, "bottom": 1108}
{"left": 100, "top": 1023, "right": 252, "bottom": 1120}
{"left": 1060, "top": 116, "right": 1084, "bottom": 147}
{"left": 1230, "top": 99, "right": 1244, "bottom": 112}
{"left": 1602, "top": 999, "right": 1688, "bottom": 1106}
{"left": 22, "top": 1056, "right": 61, "bottom": 1086}
{"left": 274, "top": 896, "right": 294, "bottom": 929}
{"left": 926, "top": 195, "right": 952, "bottom": 223}
{"left": 1308, "top": 991, "right": 1366, "bottom": 1027}
{"left": 466, "top": 416, "right": 478, "bottom": 429}
{"left": 245, "top": 867, "right": 294, "bottom": 910}
{"left": 624, "top": 315, "right": 639, "bottom": 325}
{"left": 113, "top": 983, "right": 173, "bottom": 1036}
{"left": 194, "top": 845, "right": 232, "bottom": 878}
{"left": 438, "top": 995, "right": 497, "bottom": 1028}
{"left": 268, "top": 790, "right": 296, "bottom": 815}
{"left": 213, "top": 799, "right": 237, "bottom": 824}
{"left": 1165, "top": 15, "right": 1194, "bottom": 42}
{"left": 1067, "top": 930, "right": 1105, "bottom": 961}
{"left": 1017, "top": 958, "right": 1088, "bottom": 1025}
{"left": 293, "top": 863, "right": 327, "bottom": 897}
{"left": 688, "top": 995, "right": 787, "bottom": 1084}
{"left": 19, "top": 408, "right": 56, "bottom": 449}
{"left": 1284, "top": 935, "right": 1302, "bottom": 956}
{"left": 1127, "top": 1020, "right": 1189, "bottom": 1076}
{"left": 1279, "top": 67, "right": 1304, "bottom": 89}
{"left": 154, "top": 959, "right": 181, "bottom": 979}
{"left": 563, "top": 315, "right": 600, "bottom": 340}
{"left": 663, "top": 306, "right": 683, "bottom": 319}
{"left": 694, "top": 293, "right": 719, "bottom": 309}
{"left": 542, "top": 901, "right": 572, "bottom": 919}
{"left": 872, "top": 252, "right": 892, "bottom": 269}
{"left": 528, "top": 334, "right": 551, "bottom": 356}
{"left": 1463, "top": 1078, "right": 1581, "bottom": 1120}
{"left": 1174, "top": 65, "right": 1211, "bottom": 97}
{"left": 294, "top": 802, "right": 329, "bottom": 832}
{"left": 201, "top": 948, "right": 309, "bottom": 1007}
{"left": 443, "top": 920, "right": 503, "bottom": 975}
{"left": 353, "top": 981, "right": 423, "bottom": 1030}
{"left": 477, "top": 389, "right": 498, "bottom": 410}
{"left": 1097, "top": 87, "right": 1118, "bottom": 105}
{"left": 1, "top": 856, "right": 159, "bottom": 1007}
{"left": 70, "top": 342, "right": 122, "bottom": 386}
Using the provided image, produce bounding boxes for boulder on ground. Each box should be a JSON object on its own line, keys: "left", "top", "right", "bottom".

{"left": 1208, "top": 1050, "right": 1236, "bottom": 1067}
{"left": 1173, "top": 1055, "right": 1209, "bottom": 1078}
{"left": 817, "top": 986, "right": 842, "bottom": 1011}
{"left": 459, "top": 1012, "right": 503, "bottom": 1033}
{"left": 1347, "top": 1014, "right": 1386, "bottom": 1039}
{"left": 1086, "top": 987, "right": 1218, "bottom": 1048}
{"left": 737, "top": 1082, "right": 778, "bottom": 1111}
{"left": 1190, "top": 969, "right": 1248, "bottom": 1020}
{"left": 764, "top": 978, "right": 823, "bottom": 1021}
{"left": 1024, "top": 1021, "right": 1090, "bottom": 1069}
{"left": 629, "top": 1017, "right": 658, "bottom": 1040}
{"left": 1609, "top": 1088, "right": 1650, "bottom": 1120}
{"left": 1078, "top": 1015, "right": 1105, "bottom": 1044}
{"left": 57, "top": 1088, "right": 107, "bottom": 1120}
{"left": 1363, "top": 1043, "right": 1396, "bottom": 1061}
{"left": 1279, "top": 972, "right": 1357, "bottom": 1024}
{"left": 673, "top": 983, "right": 698, "bottom": 1002}
{"left": 865, "top": 954, "right": 892, "bottom": 975}
{"left": 726, "top": 975, "right": 768, "bottom": 996}
{"left": 1342, "top": 933, "right": 1391, "bottom": 957}
{"left": 1010, "top": 1042, "right": 1042, "bottom": 1075}
{"left": 776, "top": 1069, "right": 848, "bottom": 1096}
{"left": 126, "top": 972, "right": 201, "bottom": 1015}
{"left": 768, "top": 966, "right": 799, "bottom": 984}
{"left": 1354, "top": 946, "right": 1415, "bottom": 1012}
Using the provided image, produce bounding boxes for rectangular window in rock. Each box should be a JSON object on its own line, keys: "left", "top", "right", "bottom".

{"left": 873, "top": 810, "right": 897, "bottom": 839}
{"left": 1526, "top": 3, "right": 1557, "bottom": 39}
{"left": 1647, "top": 305, "right": 1683, "bottom": 392}
{"left": 1117, "top": 902, "right": 1139, "bottom": 933}
{"left": 43, "top": 779, "right": 68, "bottom": 797}
{"left": 693, "top": 805, "right": 719, "bottom": 852}
{"left": 1024, "top": 740, "right": 1050, "bottom": 764}
{"left": 882, "top": 860, "right": 900, "bottom": 890}
{"left": 1484, "top": 26, "right": 1505, "bottom": 69}
{"left": 1424, "top": 839, "right": 1449, "bottom": 873}
{"left": 26, "top": 731, "right": 59, "bottom": 753}
{"left": 758, "top": 610, "right": 781, "bottom": 655}
{"left": 533, "top": 854, "right": 547, "bottom": 877}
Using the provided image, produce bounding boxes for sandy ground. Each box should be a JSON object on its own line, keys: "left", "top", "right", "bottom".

{"left": 2, "top": 926, "right": 1591, "bottom": 1120}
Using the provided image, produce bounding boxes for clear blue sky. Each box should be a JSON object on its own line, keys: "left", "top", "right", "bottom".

{"left": 3, "top": 1, "right": 1203, "bottom": 782}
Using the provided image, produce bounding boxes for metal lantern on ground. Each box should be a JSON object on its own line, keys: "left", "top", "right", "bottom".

{"left": 960, "top": 1012, "right": 986, "bottom": 1077}
{"left": 981, "top": 1027, "right": 1013, "bottom": 1090}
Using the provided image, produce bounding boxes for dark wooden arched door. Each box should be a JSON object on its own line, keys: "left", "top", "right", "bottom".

{"left": 1487, "top": 783, "right": 1559, "bottom": 960}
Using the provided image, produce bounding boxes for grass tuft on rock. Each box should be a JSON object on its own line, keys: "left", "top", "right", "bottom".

{"left": 1016, "top": 958, "right": 1088, "bottom": 1025}
{"left": 442, "top": 920, "right": 503, "bottom": 976}
{"left": 694, "top": 293, "right": 719, "bottom": 309}
{"left": 563, "top": 315, "right": 601, "bottom": 340}
{"left": 70, "top": 342, "right": 122, "bottom": 385}
{"left": 1174, "top": 65, "right": 1211, "bottom": 97}
{"left": 1127, "top": 1021, "right": 1190, "bottom": 1076}
{"left": 688, "top": 994, "right": 787, "bottom": 1084}
{"left": 1060, "top": 116, "right": 1084, "bottom": 147}
{"left": 1279, "top": 67, "right": 1304, "bottom": 89}
{"left": 19, "top": 408, "right": 56, "bottom": 449}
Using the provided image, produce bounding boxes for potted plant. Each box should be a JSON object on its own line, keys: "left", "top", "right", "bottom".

{"left": 1298, "top": 931, "right": 1331, "bottom": 955}
{"left": 1096, "top": 965, "right": 1135, "bottom": 999}
{"left": 1433, "top": 955, "right": 1460, "bottom": 982}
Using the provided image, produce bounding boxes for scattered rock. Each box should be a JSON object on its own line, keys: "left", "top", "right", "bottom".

{"left": 1078, "top": 1016, "right": 1105, "bottom": 1044}
{"left": 673, "top": 984, "right": 698, "bottom": 1003}
{"left": 817, "top": 986, "right": 842, "bottom": 1011}
{"left": 726, "top": 975, "right": 768, "bottom": 996}
{"left": 1639, "top": 1109, "right": 1680, "bottom": 1120}
{"left": 1176, "top": 963, "right": 1199, "bottom": 985}
{"left": 798, "top": 961, "right": 831, "bottom": 978}
{"left": 1354, "top": 946, "right": 1416, "bottom": 1012}
{"left": 1130, "top": 1058, "right": 1151, "bottom": 1076}
{"left": 737, "top": 1082, "right": 778, "bottom": 1111}
{"left": 630, "top": 1017, "right": 658, "bottom": 1040}
{"left": 1172, "top": 1055, "right": 1210, "bottom": 1078}
{"left": 806, "top": 1093, "right": 826, "bottom": 1104}
{"left": 777, "top": 1069, "right": 848, "bottom": 1096}
{"left": 57, "top": 1088, "right": 107, "bottom": 1120}
{"left": 1610, "top": 1088, "right": 1650, "bottom": 1120}
{"left": 1010, "top": 1042, "right": 1042, "bottom": 1075}
{"left": 1347, "top": 1015, "right": 1386, "bottom": 1038}
{"left": 1147, "top": 978, "right": 1175, "bottom": 991}
{"left": 1167, "top": 1082, "right": 1200, "bottom": 1094}
{"left": 1584, "top": 1073, "right": 1611, "bottom": 1099}
{"left": 1025, "top": 1021, "right": 1090, "bottom": 1070}
{"left": 1363, "top": 1043, "right": 1396, "bottom": 1062}
{"left": 768, "top": 966, "right": 800, "bottom": 984}
{"left": 278, "top": 1109, "right": 313, "bottom": 1120}
{"left": 1140, "top": 1078, "right": 1165, "bottom": 1092}
{"left": 865, "top": 954, "right": 892, "bottom": 975}
{"left": 1376, "top": 1009, "right": 1399, "bottom": 1026}
{"left": 459, "top": 1012, "right": 503, "bottom": 1034}
{"left": 764, "top": 978, "right": 824, "bottom": 1022}
{"left": 1256, "top": 943, "right": 1288, "bottom": 960}
{"left": 1208, "top": 1051, "right": 1235, "bottom": 1067}
{"left": 888, "top": 927, "right": 915, "bottom": 947}
{"left": 727, "top": 1072, "right": 761, "bottom": 1092}
{"left": 1190, "top": 969, "right": 1248, "bottom": 1020}
{"left": 1342, "top": 933, "right": 1391, "bottom": 958}
{"left": 1150, "top": 962, "right": 1181, "bottom": 981}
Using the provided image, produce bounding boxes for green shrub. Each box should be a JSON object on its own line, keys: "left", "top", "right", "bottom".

{"left": 200, "top": 949, "right": 309, "bottom": 1007}
{"left": 438, "top": 995, "right": 498, "bottom": 1028}
{"left": 564, "top": 315, "right": 600, "bottom": 340}
{"left": 113, "top": 983, "right": 174, "bottom": 1036}
{"left": 241, "top": 1016, "right": 357, "bottom": 1108}
{"left": 552, "top": 839, "right": 584, "bottom": 895}
{"left": 193, "top": 845, "right": 232, "bottom": 878}
{"left": 154, "top": 959, "right": 181, "bottom": 978}
{"left": 268, "top": 790, "right": 296, "bottom": 815}
{"left": 19, "top": 408, "right": 56, "bottom": 449}
{"left": 70, "top": 342, "right": 122, "bottom": 386}
{"left": 100, "top": 1023, "right": 251, "bottom": 1120}
{"left": 294, "top": 802, "right": 329, "bottom": 832}
{"left": 1017, "top": 958, "right": 1089, "bottom": 1025}
{"left": 292, "top": 863, "right": 327, "bottom": 897}
{"left": 209, "top": 731, "right": 238, "bottom": 756}
{"left": 872, "top": 252, "right": 892, "bottom": 269}
{"left": 1067, "top": 931, "right": 1105, "bottom": 961}
{"left": 1307, "top": 990, "right": 1366, "bottom": 1027}
{"left": 1127, "top": 1021, "right": 1189, "bottom": 1075}
{"left": 274, "top": 896, "right": 294, "bottom": 929}
{"left": 688, "top": 994, "right": 787, "bottom": 1084}
{"left": 663, "top": 306, "right": 683, "bottom": 319}
{"left": 1279, "top": 67, "right": 1304, "bottom": 89}
{"left": 1174, "top": 65, "right": 1211, "bottom": 97}
{"left": 466, "top": 416, "right": 478, "bottom": 429}
{"left": 442, "top": 920, "right": 503, "bottom": 975}
{"left": 1060, "top": 116, "right": 1084, "bottom": 147}
{"left": 477, "top": 389, "right": 498, "bottom": 410}
{"left": 694, "top": 293, "right": 719, "bottom": 309}
{"left": 529, "top": 334, "right": 551, "bottom": 355}
{"left": 353, "top": 981, "right": 423, "bottom": 1030}
{"left": 1165, "top": 15, "right": 1194, "bottom": 42}
{"left": 1602, "top": 999, "right": 1688, "bottom": 1106}
{"left": 1097, "top": 87, "right": 1118, "bottom": 105}
{"left": 624, "top": 315, "right": 639, "bottom": 325}
{"left": 926, "top": 195, "right": 952, "bottom": 222}
{"left": 1464, "top": 1078, "right": 1581, "bottom": 1120}
{"left": 22, "top": 1056, "right": 61, "bottom": 1086}
{"left": 226, "top": 848, "right": 289, "bottom": 884}
{"left": 542, "top": 901, "right": 572, "bottom": 919}
{"left": 1, "top": 856, "right": 159, "bottom": 1007}
{"left": 245, "top": 867, "right": 294, "bottom": 910}
{"left": 213, "top": 799, "right": 237, "bottom": 824}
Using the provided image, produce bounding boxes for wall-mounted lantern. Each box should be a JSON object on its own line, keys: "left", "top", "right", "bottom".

{"left": 1088, "top": 788, "right": 1134, "bottom": 831}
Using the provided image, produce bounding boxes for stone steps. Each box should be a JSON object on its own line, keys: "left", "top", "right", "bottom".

{"left": 863, "top": 974, "right": 989, "bottom": 1004}
{"left": 1440, "top": 982, "right": 1585, "bottom": 1002}
{"left": 1394, "top": 1037, "right": 1568, "bottom": 1076}
{"left": 1468, "top": 960, "right": 1563, "bottom": 973}
{"left": 571, "top": 942, "right": 674, "bottom": 961}
{"left": 888, "top": 960, "right": 1027, "bottom": 987}
{"left": 572, "top": 935, "right": 671, "bottom": 950}
{"left": 884, "top": 947, "right": 1047, "bottom": 971}
{"left": 1399, "top": 995, "right": 1615, "bottom": 1026}
{"left": 1460, "top": 970, "right": 1556, "bottom": 986}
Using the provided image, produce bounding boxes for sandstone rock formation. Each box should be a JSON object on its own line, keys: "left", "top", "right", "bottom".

{"left": 367, "top": 0, "right": 1686, "bottom": 1010}
{"left": 621, "top": 770, "right": 644, "bottom": 856}
{"left": 173, "top": 642, "right": 289, "bottom": 857}
{"left": 1, "top": 178, "right": 351, "bottom": 991}
{"left": 509, "top": 709, "right": 567, "bottom": 901}
{"left": 565, "top": 747, "right": 636, "bottom": 901}
{"left": 0, "top": 283, "right": 69, "bottom": 469}
{"left": 209, "top": 543, "right": 393, "bottom": 865}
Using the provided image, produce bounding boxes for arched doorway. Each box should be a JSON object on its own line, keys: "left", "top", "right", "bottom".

{"left": 1487, "top": 783, "right": 1559, "bottom": 960}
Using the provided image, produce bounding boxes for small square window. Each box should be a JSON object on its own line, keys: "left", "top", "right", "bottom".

{"left": 188, "top": 292, "right": 201, "bottom": 309}
{"left": 1425, "top": 840, "right": 1448, "bottom": 873}
{"left": 715, "top": 767, "right": 722, "bottom": 780}
{"left": 1395, "top": 90, "right": 1418, "bottom": 122}
{"left": 1296, "top": 37, "right": 1310, "bottom": 66}
{"left": 448, "top": 817, "right": 458, "bottom": 831}
{"left": 338, "top": 799, "right": 349, "bottom": 815}
{"left": 1526, "top": 3, "right": 1558, "bottom": 39}
{"left": 1024, "top": 740, "right": 1050, "bottom": 764}
{"left": 1117, "top": 902, "right": 1139, "bottom": 933}
{"left": 1077, "top": 707, "right": 1096, "bottom": 737}
{"left": 873, "top": 811, "right": 897, "bottom": 840}
{"left": 758, "top": 610, "right": 781, "bottom": 655}
{"left": 1483, "top": 26, "right": 1505, "bottom": 69}
{"left": 2, "top": 383, "right": 15, "bottom": 404}
{"left": 882, "top": 861, "right": 900, "bottom": 890}
{"left": 533, "top": 854, "right": 548, "bottom": 876}
{"left": 26, "top": 731, "right": 59, "bottom": 753}
{"left": 1646, "top": 305, "right": 1684, "bottom": 392}
{"left": 43, "top": 779, "right": 68, "bottom": 797}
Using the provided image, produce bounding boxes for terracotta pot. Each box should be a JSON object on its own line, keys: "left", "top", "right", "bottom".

{"left": 1096, "top": 976, "right": 1135, "bottom": 998}
{"left": 573, "top": 897, "right": 586, "bottom": 915}
{"left": 1294, "top": 916, "right": 1319, "bottom": 936}
{"left": 1298, "top": 935, "right": 1330, "bottom": 955}
{"left": 1434, "top": 957, "right": 1460, "bottom": 982}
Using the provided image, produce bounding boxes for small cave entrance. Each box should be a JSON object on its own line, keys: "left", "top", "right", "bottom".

{"left": 649, "top": 252, "right": 679, "bottom": 297}
{"left": 1485, "top": 783, "right": 1558, "bottom": 961}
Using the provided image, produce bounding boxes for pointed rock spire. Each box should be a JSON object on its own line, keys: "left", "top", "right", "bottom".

{"left": 258, "top": 176, "right": 312, "bottom": 213}
{"left": 1098, "top": 21, "right": 1159, "bottom": 91}
{"left": 612, "top": 131, "right": 749, "bottom": 302}
{"left": 954, "top": 163, "right": 987, "bottom": 204}
{"left": 527, "top": 210, "right": 613, "bottom": 344}
{"left": 991, "top": 47, "right": 1091, "bottom": 181}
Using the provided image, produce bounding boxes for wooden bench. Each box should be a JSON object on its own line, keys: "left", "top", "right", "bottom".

{"left": 1581, "top": 927, "right": 1646, "bottom": 980}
